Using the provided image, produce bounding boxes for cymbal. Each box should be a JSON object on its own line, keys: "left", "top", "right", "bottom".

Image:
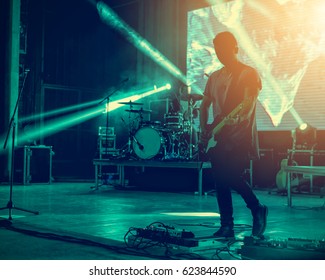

{"left": 181, "top": 93, "right": 203, "bottom": 102}
{"left": 125, "top": 109, "right": 152, "bottom": 114}
{"left": 118, "top": 101, "right": 143, "bottom": 105}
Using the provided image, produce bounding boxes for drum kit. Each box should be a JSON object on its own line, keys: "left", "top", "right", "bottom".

{"left": 118, "top": 93, "right": 203, "bottom": 161}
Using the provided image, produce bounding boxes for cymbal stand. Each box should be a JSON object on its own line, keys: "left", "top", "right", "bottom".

{"left": 124, "top": 105, "right": 142, "bottom": 158}
{"left": 139, "top": 109, "right": 144, "bottom": 128}
{"left": 188, "top": 99, "right": 194, "bottom": 160}
{"left": 126, "top": 105, "right": 134, "bottom": 156}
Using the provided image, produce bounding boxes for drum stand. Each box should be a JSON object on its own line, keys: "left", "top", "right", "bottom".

{"left": 120, "top": 106, "right": 144, "bottom": 159}
{"left": 122, "top": 110, "right": 136, "bottom": 158}
{"left": 163, "top": 131, "right": 179, "bottom": 160}
{"left": 187, "top": 99, "right": 195, "bottom": 160}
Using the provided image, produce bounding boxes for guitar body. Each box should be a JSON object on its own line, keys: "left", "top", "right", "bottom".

{"left": 276, "top": 159, "right": 301, "bottom": 191}
{"left": 200, "top": 101, "right": 245, "bottom": 155}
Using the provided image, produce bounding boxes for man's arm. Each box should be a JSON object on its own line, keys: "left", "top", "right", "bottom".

{"left": 238, "top": 87, "right": 259, "bottom": 122}
{"left": 225, "top": 87, "right": 258, "bottom": 125}
{"left": 199, "top": 95, "right": 212, "bottom": 134}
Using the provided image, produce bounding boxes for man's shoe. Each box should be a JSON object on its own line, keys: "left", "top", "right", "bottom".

{"left": 213, "top": 226, "right": 234, "bottom": 238}
{"left": 252, "top": 204, "right": 268, "bottom": 237}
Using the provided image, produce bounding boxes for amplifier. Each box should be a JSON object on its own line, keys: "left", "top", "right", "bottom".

{"left": 98, "top": 126, "right": 115, "bottom": 136}
{"left": 98, "top": 135, "right": 116, "bottom": 154}
{"left": 14, "top": 145, "right": 54, "bottom": 184}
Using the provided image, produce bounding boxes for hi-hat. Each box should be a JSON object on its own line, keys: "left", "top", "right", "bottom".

{"left": 125, "top": 109, "right": 152, "bottom": 114}
{"left": 181, "top": 93, "right": 203, "bottom": 102}
{"left": 118, "top": 101, "right": 143, "bottom": 105}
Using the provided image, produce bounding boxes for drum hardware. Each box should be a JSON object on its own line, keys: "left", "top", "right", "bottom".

{"left": 118, "top": 101, "right": 143, "bottom": 106}
{"left": 133, "top": 126, "right": 169, "bottom": 160}
{"left": 185, "top": 97, "right": 196, "bottom": 159}
{"left": 163, "top": 131, "right": 181, "bottom": 160}
{"left": 119, "top": 103, "right": 150, "bottom": 159}
{"left": 180, "top": 93, "right": 203, "bottom": 102}
{"left": 139, "top": 120, "right": 162, "bottom": 128}
{"left": 164, "top": 113, "right": 183, "bottom": 130}
{"left": 178, "top": 93, "right": 202, "bottom": 160}
{"left": 125, "top": 108, "right": 152, "bottom": 114}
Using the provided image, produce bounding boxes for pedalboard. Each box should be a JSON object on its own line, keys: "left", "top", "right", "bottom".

{"left": 135, "top": 226, "right": 197, "bottom": 247}
{"left": 240, "top": 236, "right": 325, "bottom": 260}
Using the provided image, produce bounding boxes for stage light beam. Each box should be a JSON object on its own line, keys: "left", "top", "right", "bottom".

{"left": 0, "top": 84, "right": 172, "bottom": 149}
{"left": 19, "top": 99, "right": 100, "bottom": 124}
{"left": 104, "top": 84, "right": 172, "bottom": 113}
{"left": 96, "top": 1, "right": 201, "bottom": 93}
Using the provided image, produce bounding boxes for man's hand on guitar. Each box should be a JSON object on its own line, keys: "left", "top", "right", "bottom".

{"left": 224, "top": 115, "right": 239, "bottom": 126}
{"left": 199, "top": 128, "right": 209, "bottom": 146}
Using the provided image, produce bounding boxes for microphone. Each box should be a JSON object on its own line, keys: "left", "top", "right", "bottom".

{"left": 133, "top": 136, "right": 144, "bottom": 150}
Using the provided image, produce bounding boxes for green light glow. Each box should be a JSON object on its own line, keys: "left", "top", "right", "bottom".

{"left": 105, "top": 84, "right": 171, "bottom": 112}
{"left": 96, "top": 1, "right": 202, "bottom": 94}
{"left": 0, "top": 84, "right": 171, "bottom": 149}
{"left": 161, "top": 212, "right": 220, "bottom": 217}
{"left": 16, "top": 106, "right": 104, "bottom": 146}
{"left": 0, "top": 84, "right": 170, "bottom": 151}
{"left": 19, "top": 99, "right": 100, "bottom": 124}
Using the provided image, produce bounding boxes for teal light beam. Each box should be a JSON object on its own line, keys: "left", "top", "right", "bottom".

{"left": 19, "top": 99, "right": 100, "bottom": 124}
{"left": 3, "top": 84, "right": 171, "bottom": 149}
{"left": 96, "top": 1, "right": 202, "bottom": 94}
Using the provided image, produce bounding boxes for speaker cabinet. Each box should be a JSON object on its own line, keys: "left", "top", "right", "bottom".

{"left": 252, "top": 148, "right": 276, "bottom": 188}
{"left": 15, "top": 145, "right": 53, "bottom": 184}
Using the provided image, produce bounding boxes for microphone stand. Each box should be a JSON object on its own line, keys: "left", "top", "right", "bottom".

{"left": 97, "top": 78, "right": 129, "bottom": 105}
{"left": 94, "top": 79, "right": 127, "bottom": 189}
{"left": 93, "top": 93, "right": 113, "bottom": 189}
{"left": 97, "top": 78, "right": 129, "bottom": 158}
{"left": 0, "top": 70, "right": 39, "bottom": 220}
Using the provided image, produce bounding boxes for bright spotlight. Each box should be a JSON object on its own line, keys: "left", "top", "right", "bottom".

{"left": 294, "top": 123, "right": 317, "bottom": 149}
{"left": 166, "top": 83, "right": 171, "bottom": 90}
{"left": 299, "top": 123, "right": 308, "bottom": 131}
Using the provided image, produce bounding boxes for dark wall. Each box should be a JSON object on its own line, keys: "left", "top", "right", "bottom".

{"left": 0, "top": 0, "right": 9, "bottom": 133}
{"left": 19, "top": 0, "right": 142, "bottom": 180}
{"left": 0, "top": 0, "right": 8, "bottom": 180}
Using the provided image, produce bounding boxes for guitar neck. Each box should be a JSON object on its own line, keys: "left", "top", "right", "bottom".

{"left": 211, "top": 103, "right": 243, "bottom": 136}
{"left": 211, "top": 118, "right": 226, "bottom": 135}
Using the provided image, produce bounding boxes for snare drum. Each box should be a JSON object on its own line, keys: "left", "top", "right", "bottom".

{"left": 164, "top": 113, "right": 183, "bottom": 129}
{"left": 139, "top": 121, "right": 162, "bottom": 128}
{"left": 132, "top": 127, "right": 168, "bottom": 159}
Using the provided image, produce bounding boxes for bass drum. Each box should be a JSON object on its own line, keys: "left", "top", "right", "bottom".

{"left": 133, "top": 127, "right": 168, "bottom": 159}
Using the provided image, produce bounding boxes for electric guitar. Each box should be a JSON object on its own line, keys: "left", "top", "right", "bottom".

{"left": 276, "top": 158, "right": 304, "bottom": 192}
{"left": 200, "top": 100, "right": 248, "bottom": 154}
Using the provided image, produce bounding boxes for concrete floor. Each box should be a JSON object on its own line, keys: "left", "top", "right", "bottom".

{"left": 0, "top": 181, "right": 324, "bottom": 260}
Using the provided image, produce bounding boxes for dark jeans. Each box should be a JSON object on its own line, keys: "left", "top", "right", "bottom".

{"left": 208, "top": 145, "right": 260, "bottom": 227}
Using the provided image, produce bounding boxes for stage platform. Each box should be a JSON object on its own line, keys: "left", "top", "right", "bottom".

{"left": 284, "top": 165, "right": 325, "bottom": 207}
{"left": 1, "top": 182, "right": 324, "bottom": 260}
{"left": 93, "top": 159, "right": 212, "bottom": 196}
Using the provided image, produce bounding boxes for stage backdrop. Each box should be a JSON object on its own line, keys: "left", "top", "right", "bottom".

{"left": 187, "top": 0, "right": 325, "bottom": 131}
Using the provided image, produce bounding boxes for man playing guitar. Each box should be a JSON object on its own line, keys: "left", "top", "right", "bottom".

{"left": 199, "top": 31, "right": 267, "bottom": 238}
